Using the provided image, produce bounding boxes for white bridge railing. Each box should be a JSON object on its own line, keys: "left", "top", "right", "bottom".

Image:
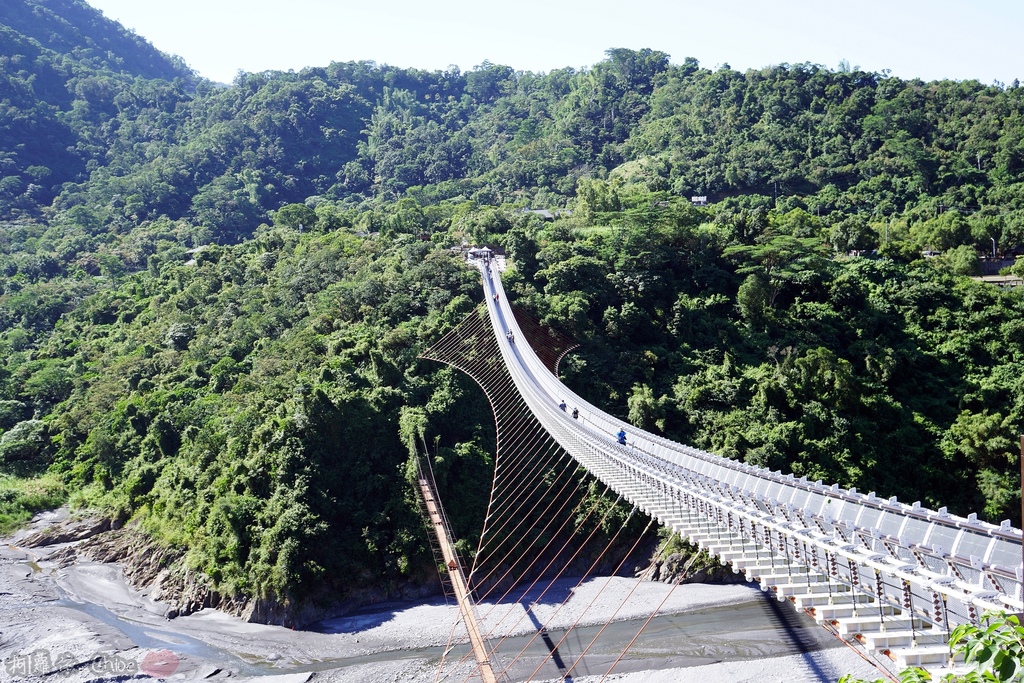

{"left": 476, "top": 260, "right": 1023, "bottom": 672}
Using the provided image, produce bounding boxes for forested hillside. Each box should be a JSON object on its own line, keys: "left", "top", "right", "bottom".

{"left": 2, "top": 0, "right": 1023, "bottom": 621}
{"left": 1, "top": 0, "right": 195, "bottom": 213}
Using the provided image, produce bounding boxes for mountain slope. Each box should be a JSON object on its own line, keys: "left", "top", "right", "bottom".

{"left": 0, "top": 7, "right": 1023, "bottom": 625}
{"left": 0, "top": 0, "right": 190, "bottom": 80}
{"left": 0, "top": 0, "right": 197, "bottom": 215}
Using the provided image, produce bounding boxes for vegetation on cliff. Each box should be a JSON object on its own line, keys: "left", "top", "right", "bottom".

{"left": 1, "top": 0, "right": 1023, "bottom": 614}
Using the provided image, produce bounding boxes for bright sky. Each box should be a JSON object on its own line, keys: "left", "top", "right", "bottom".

{"left": 88, "top": 0, "right": 1023, "bottom": 86}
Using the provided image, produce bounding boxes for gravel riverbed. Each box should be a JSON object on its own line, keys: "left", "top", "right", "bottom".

{"left": 0, "top": 512, "right": 887, "bottom": 682}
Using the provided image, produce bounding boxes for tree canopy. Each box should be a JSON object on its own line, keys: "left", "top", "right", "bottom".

{"left": 1, "top": 4, "right": 1023, "bottom": 620}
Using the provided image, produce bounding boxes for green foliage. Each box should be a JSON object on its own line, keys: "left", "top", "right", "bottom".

{"left": 950, "top": 613, "right": 1024, "bottom": 682}
{"left": 830, "top": 216, "right": 878, "bottom": 253}
{"left": 0, "top": 473, "right": 66, "bottom": 533}
{"left": 736, "top": 273, "right": 770, "bottom": 327}
{"left": 0, "top": 199, "right": 490, "bottom": 606}
{"left": 273, "top": 204, "right": 318, "bottom": 231}
{"left": 0, "top": 420, "right": 50, "bottom": 473}
{"left": 0, "top": 400, "right": 29, "bottom": 430}
{"left": 528, "top": 200, "right": 1024, "bottom": 521}
{"left": 4, "top": 21, "right": 1023, "bottom": 247}
{"left": 724, "top": 234, "right": 825, "bottom": 308}
{"left": 936, "top": 245, "right": 982, "bottom": 276}
{"left": 2, "top": 12, "right": 1024, "bottom": 615}
{"left": 840, "top": 612, "right": 1024, "bottom": 683}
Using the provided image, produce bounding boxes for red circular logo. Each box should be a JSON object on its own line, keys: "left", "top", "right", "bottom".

{"left": 140, "top": 649, "right": 179, "bottom": 677}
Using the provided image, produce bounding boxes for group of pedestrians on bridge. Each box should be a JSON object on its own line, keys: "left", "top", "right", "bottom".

{"left": 556, "top": 397, "right": 627, "bottom": 445}
{"left": 493, "top": 279, "right": 631, "bottom": 460}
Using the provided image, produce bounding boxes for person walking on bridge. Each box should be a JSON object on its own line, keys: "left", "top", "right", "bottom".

{"left": 617, "top": 429, "right": 627, "bottom": 445}
{"left": 558, "top": 400, "right": 567, "bottom": 412}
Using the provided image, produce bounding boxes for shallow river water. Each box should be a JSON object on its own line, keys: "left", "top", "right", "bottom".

{"left": 1, "top": 527, "right": 885, "bottom": 683}
{"left": 58, "top": 584, "right": 856, "bottom": 681}
{"left": 368, "top": 593, "right": 852, "bottom": 681}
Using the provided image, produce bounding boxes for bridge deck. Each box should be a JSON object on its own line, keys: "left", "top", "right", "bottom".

{"left": 473, "top": 258, "right": 1023, "bottom": 676}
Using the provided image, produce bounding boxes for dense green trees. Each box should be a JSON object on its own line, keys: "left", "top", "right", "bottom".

{"left": 1, "top": 173, "right": 1021, "bottom": 614}
{"left": 7, "top": 11, "right": 1024, "bottom": 251}
{"left": 503, "top": 199, "right": 1024, "bottom": 522}
{"left": 2, "top": 1, "right": 1024, "bottom": 619}
{"left": 1, "top": 220, "right": 493, "bottom": 603}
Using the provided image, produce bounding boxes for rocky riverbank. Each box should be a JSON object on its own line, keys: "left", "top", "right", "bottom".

{"left": 17, "top": 511, "right": 443, "bottom": 628}
{"left": 16, "top": 510, "right": 748, "bottom": 629}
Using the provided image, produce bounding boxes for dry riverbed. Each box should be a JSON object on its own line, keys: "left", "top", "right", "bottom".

{"left": 0, "top": 510, "right": 887, "bottom": 682}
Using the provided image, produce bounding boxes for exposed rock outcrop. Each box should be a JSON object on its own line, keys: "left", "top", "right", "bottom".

{"left": 29, "top": 512, "right": 439, "bottom": 627}
{"left": 21, "top": 511, "right": 747, "bottom": 629}
{"left": 643, "top": 550, "right": 750, "bottom": 585}
{"left": 21, "top": 515, "right": 113, "bottom": 547}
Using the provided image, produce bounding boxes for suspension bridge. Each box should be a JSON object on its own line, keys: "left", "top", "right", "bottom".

{"left": 415, "top": 254, "right": 1023, "bottom": 682}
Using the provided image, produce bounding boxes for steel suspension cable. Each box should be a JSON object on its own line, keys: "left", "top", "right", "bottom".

{"left": 462, "top": 487, "right": 623, "bottom": 683}
{"left": 474, "top": 483, "right": 618, "bottom": 645}
{"left": 483, "top": 431, "right": 563, "bottom": 524}
{"left": 481, "top": 433, "right": 573, "bottom": 537}
{"left": 473, "top": 467, "right": 598, "bottom": 609}
{"left": 472, "top": 414, "right": 545, "bottom": 545}
{"left": 524, "top": 518, "right": 651, "bottom": 683}
{"left": 517, "top": 514, "right": 656, "bottom": 682}
{"left": 471, "top": 447, "right": 584, "bottom": 592}
{"left": 597, "top": 552, "right": 690, "bottom": 682}
{"left": 440, "top": 463, "right": 599, "bottom": 680}
{"left": 562, "top": 529, "right": 684, "bottom": 681}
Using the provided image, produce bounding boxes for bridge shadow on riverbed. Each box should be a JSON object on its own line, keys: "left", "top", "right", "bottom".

{"left": 760, "top": 589, "right": 834, "bottom": 681}
{"left": 313, "top": 601, "right": 420, "bottom": 634}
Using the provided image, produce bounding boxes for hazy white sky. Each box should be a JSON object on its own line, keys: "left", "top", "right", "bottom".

{"left": 87, "top": 0, "right": 1023, "bottom": 85}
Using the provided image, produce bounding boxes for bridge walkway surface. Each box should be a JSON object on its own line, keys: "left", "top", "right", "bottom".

{"left": 470, "top": 258, "right": 1023, "bottom": 677}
